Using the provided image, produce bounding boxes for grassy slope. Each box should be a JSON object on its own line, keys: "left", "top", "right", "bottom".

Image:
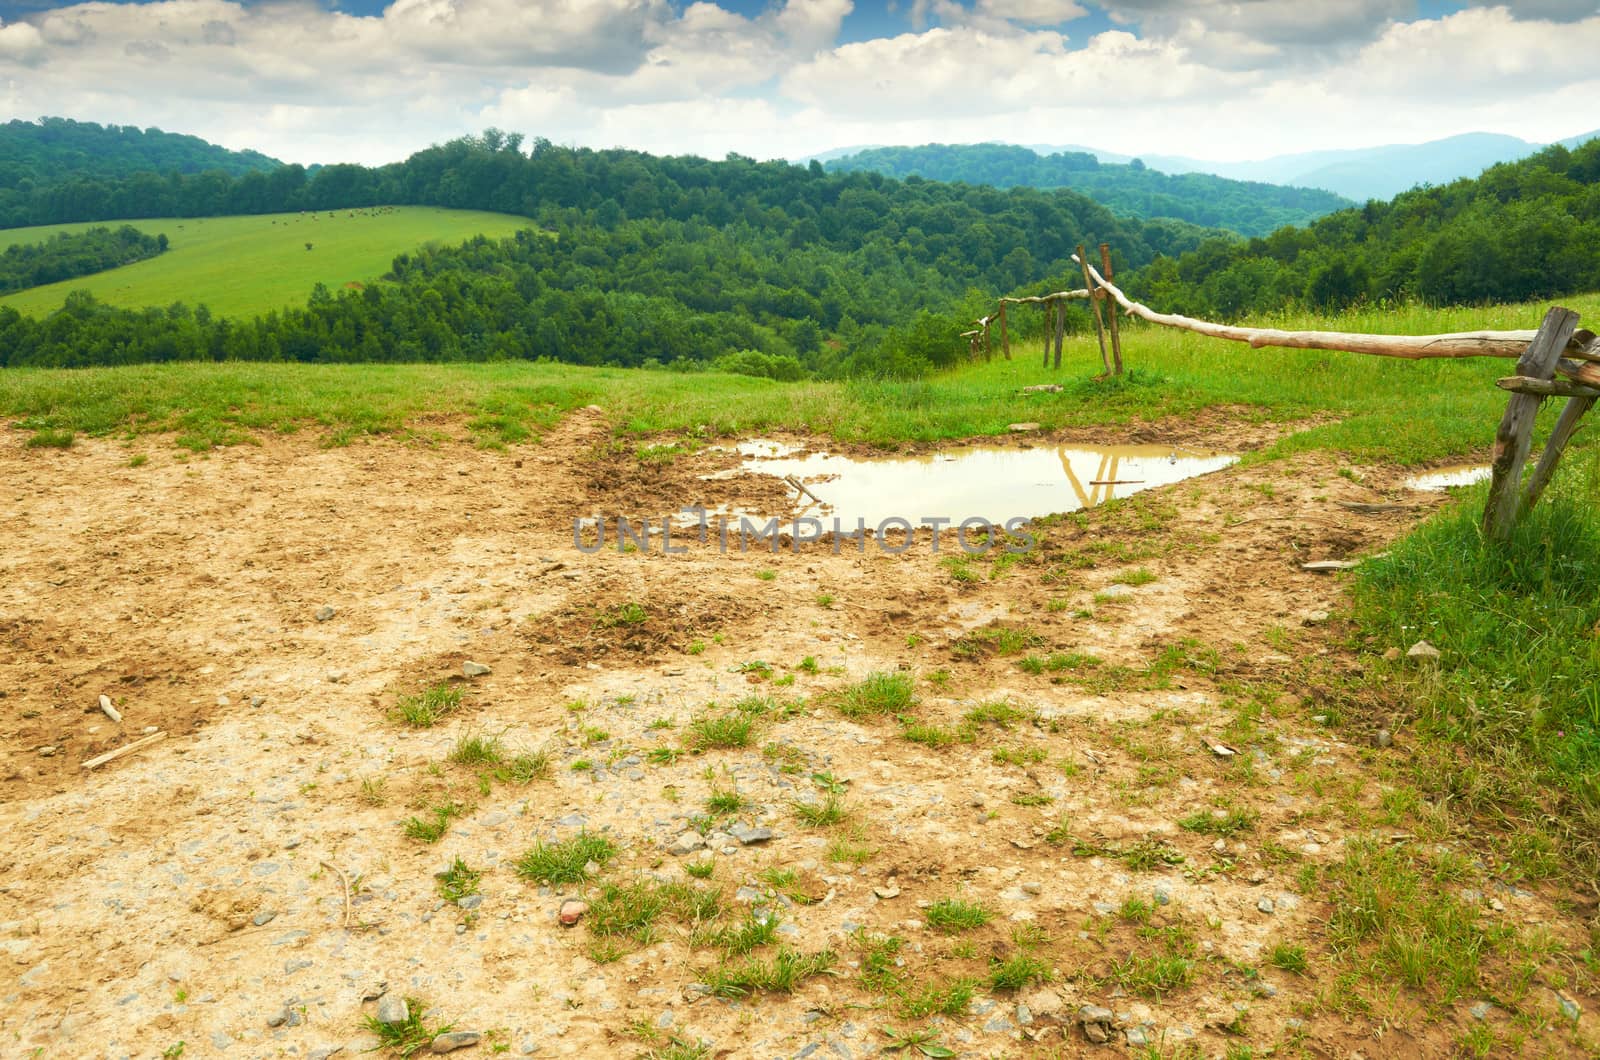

{"left": 4, "top": 293, "right": 1598, "bottom": 464}
{"left": 0, "top": 208, "right": 531, "bottom": 319}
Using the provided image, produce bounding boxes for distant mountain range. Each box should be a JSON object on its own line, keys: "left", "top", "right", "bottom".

{"left": 811, "top": 127, "right": 1600, "bottom": 204}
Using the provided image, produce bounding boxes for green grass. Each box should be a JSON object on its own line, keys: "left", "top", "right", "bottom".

{"left": 448, "top": 732, "right": 503, "bottom": 766}
{"left": 700, "top": 947, "right": 836, "bottom": 998}
{"left": 9, "top": 292, "right": 1600, "bottom": 459}
{"left": 829, "top": 671, "right": 915, "bottom": 718}
{"left": 360, "top": 996, "right": 451, "bottom": 1057}
{"left": 0, "top": 208, "right": 530, "bottom": 319}
{"left": 687, "top": 713, "right": 753, "bottom": 750}
{"left": 391, "top": 684, "right": 462, "bottom": 728}
{"left": 1349, "top": 460, "right": 1600, "bottom": 873}
{"left": 435, "top": 857, "right": 482, "bottom": 903}
{"left": 925, "top": 897, "right": 992, "bottom": 933}
{"left": 513, "top": 831, "right": 617, "bottom": 885}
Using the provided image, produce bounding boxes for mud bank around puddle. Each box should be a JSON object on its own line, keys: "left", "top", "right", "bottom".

{"left": 2, "top": 407, "right": 1594, "bottom": 1059}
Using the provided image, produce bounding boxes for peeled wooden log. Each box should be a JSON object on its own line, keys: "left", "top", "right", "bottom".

{"left": 1073, "top": 256, "right": 1591, "bottom": 361}
{"left": 1496, "top": 375, "right": 1600, "bottom": 399}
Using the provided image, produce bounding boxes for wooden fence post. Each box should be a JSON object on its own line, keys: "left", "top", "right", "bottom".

{"left": 1054, "top": 294, "right": 1066, "bottom": 369}
{"left": 999, "top": 302, "right": 1010, "bottom": 360}
{"left": 1042, "top": 303, "right": 1051, "bottom": 367}
{"left": 1520, "top": 394, "right": 1595, "bottom": 516}
{"left": 1077, "top": 244, "right": 1109, "bottom": 374}
{"left": 1483, "top": 306, "right": 1580, "bottom": 542}
{"left": 1099, "top": 243, "right": 1124, "bottom": 376}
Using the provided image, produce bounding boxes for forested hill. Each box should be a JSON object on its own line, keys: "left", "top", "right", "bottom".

{"left": 1131, "top": 137, "right": 1600, "bottom": 320}
{"left": 825, "top": 143, "right": 1352, "bottom": 237}
{"left": 0, "top": 133, "right": 1227, "bottom": 374}
{"left": 0, "top": 118, "right": 282, "bottom": 189}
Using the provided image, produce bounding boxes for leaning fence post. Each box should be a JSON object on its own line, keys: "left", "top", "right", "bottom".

{"left": 999, "top": 302, "right": 1010, "bottom": 360}
{"left": 1099, "top": 243, "right": 1124, "bottom": 376}
{"left": 1077, "top": 244, "right": 1109, "bottom": 375}
{"left": 1482, "top": 306, "right": 1580, "bottom": 541}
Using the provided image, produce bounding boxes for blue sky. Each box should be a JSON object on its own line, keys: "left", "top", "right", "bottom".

{"left": 2, "top": 1, "right": 1597, "bottom": 165}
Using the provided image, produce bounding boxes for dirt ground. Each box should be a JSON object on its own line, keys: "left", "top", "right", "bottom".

{"left": 1, "top": 408, "right": 1594, "bottom": 1059}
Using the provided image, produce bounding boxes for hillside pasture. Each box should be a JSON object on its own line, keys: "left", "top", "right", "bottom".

{"left": 0, "top": 207, "right": 531, "bottom": 319}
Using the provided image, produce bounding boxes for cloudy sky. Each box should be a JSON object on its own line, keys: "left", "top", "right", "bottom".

{"left": 1, "top": 0, "right": 1597, "bottom": 166}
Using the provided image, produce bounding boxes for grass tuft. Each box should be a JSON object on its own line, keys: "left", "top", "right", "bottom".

{"left": 513, "top": 831, "right": 617, "bottom": 885}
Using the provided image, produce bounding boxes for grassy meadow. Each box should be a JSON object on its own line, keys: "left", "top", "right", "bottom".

{"left": 3, "top": 292, "right": 1598, "bottom": 464}
{"left": 0, "top": 207, "right": 531, "bottom": 319}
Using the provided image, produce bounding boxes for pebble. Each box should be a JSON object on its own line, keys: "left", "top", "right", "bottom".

{"left": 309, "top": 1048, "right": 345, "bottom": 1060}
{"left": 1020, "top": 881, "right": 1042, "bottom": 896}
{"left": 1373, "top": 729, "right": 1393, "bottom": 749}
{"left": 668, "top": 831, "right": 706, "bottom": 856}
{"left": 1079, "top": 1005, "right": 1114, "bottom": 1045}
{"left": 1152, "top": 887, "right": 1170, "bottom": 905}
{"left": 1406, "top": 639, "right": 1441, "bottom": 663}
{"left": 1382, "top": 646, "right": 1402, "bottom": 662}
{"left": 315, "top": 606, "right": 336, "bottom": 622}
{"left": 1251, "top": 981, "right": 1277, "bottom": 998}
{"left": 1558, "top": 996, "right": 1581, "bottom": 1021}
{"left": 558, "top": 900, "right": 588, "bottom": 926}
{"left": 1469, "top": 1001, "right": 1492, "bottom": 1020}
{"left": 251, "top": 696, "right": 267, "bottom": 708}
{"left": 873, "top": 883, "right": 900, "bottom": 900}
{"left": 211, "top": 1032, "right": 234, "bottom": 1051}
{"left": 431, "top": 1031, "right": 482, "bottom": 1053}
{"left": 730, "top": 822, "right": 774, "bottom": 845}
{"left": 376, "top": 994, "right": 409, "bottom": 1026}
{"left": 1257, "top": 897, "right": 1276, "bottom": 914}
{"left": 36, "top": 746, "right": 57, "bottom": 758}
{"left": 328, "top": 670, "right": 348, "bottom": 683}
{"left": 463, "top": 661, "right": 491, "bottom": 677}
{"left": 1124, "top": 1026, "right": 1149, "bottom": 1047}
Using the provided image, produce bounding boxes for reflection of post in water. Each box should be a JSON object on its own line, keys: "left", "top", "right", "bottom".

{"left": 1059, "top": 449, "right": 1123, "bottom": 509}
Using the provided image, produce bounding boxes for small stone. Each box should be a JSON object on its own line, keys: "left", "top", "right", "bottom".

{"left": 1557, "top": 995, "right": 1581, "bottom": 1022}
{"left": 328, "top": 670, "right": 348, "bottom": 683}
{"left": 252, "top": 910, "right": 277, "bottom": 927}
{"left": 1007, "top": 422, "right": 1040, "bottom": 432}
{"left": 873, "top": 883, "right": 900, "bottom": 900}
{"left": 1079, "top": 1004, "right": 1114, "bottom": 1044}
{"left": 314, "top": 606, "right": 336, "bottom": 622}
{"left": 1373, "top": 729, "right": 1393, "bottom": 749}
{"left": 251, "top": 695, "right": 267, "bottom": 707}
{"left": 1257, "top": 897, "right": 1276, "bottom": 914}
{"left": 1020, "top": 881, "right": 1042, "bottom": 896}
{"left": 1469, "top": 1001, "right": 1492, "bottom": 1020}
{"left": 376, "top": 994, "right": 409, "bottom": 1026}
{"left": 267, "top": 1008, "right": 290, "bottom": 1028}
{"left": 1382, "top": 647, "right": 1402, "bottom": 662}
{"left": 1303, "top": 610, "right": 1330, "bottom": 625}
{"left": 559, "top": 900, "right": 588, "bottom": 926}
{"left": 309, "top": 1048, "right": 345, "bottom": 1060}
{"left": 463, "top": 661, "right": 491, "bottom": 678}
{"left": 1152, "top": 888, "right": 1170, "bottom": 906}
{"left": 729, "top": 822, "right": 774, "bottom": 845}
{"left": 1406, "top": 640, "right": 1441, "bottom": 663}
{"left": 431, "top": 1031, "right": 482, "bottom": 1053}
{"left": 1124, "top": 1026, "right": 1149, "bottom": 1047}
{"left": 668, "top": 831, "right": 706, "bottom": 856}
{"left": 1015, "top": 1003, "right": 1033, "bottom": 1026}
{"left": 1098, "top": 583, "right": 1135, "bottom": 598}
{"left": 1251, "top": 980, "right": 1278, "bottom": 998}
{"left": 36, "top": 746, "right": 57, "bottom": 757}
{"left": 211, "top": 1032, "right": 234, "bottom": 1051}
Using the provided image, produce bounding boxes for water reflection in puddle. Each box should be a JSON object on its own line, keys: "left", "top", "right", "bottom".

{"left": 725, "top": 442, "right": 1238, "bottom": 525}
{"left": 1405, "top": 465, "right": 1491, "bottom": 491}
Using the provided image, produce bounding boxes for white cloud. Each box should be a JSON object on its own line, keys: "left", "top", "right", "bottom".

{"left": 0, "top": 0, "right": 1596, "bottom": 169}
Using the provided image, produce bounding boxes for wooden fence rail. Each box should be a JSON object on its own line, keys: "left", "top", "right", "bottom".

{"left": 971, "top": 246, "right": 1600, "bottom": 539}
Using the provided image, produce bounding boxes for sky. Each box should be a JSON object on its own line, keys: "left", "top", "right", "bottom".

{"left": 1, "top": 1, "right": 1598, "bottom": 167}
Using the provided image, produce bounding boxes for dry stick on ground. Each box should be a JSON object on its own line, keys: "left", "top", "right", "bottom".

{"left": 1074, "top": 255, "right": 1594, "bottom": 361}
{"left": 81, "top": 731, "right": 166, "bottom": 770}
{"left": 319, "top": 859, "right": 353, "bottom": 929}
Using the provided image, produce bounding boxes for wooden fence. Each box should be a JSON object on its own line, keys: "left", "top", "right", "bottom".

{"left": 969, "top": 246, "right": 1600, "bottom": 539}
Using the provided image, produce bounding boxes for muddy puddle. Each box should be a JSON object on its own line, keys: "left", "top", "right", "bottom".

{"left": 1405, "top": 464, "right": 1491, "bottom": 491}
{"left": 717, "top": 441, "right": 1238, "bottom": 526}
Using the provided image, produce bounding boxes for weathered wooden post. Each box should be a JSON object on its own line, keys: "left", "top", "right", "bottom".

{"left": 1099, "top": 243, "right": 1124, "bottom": 376}
{"left": 1042, "top": 303, "right": 1052, "bottom": 367}
{"left": 1053, "top": 294, "right": 1066, "bottom": 370}
{"left": 999, "top": 302, "right": 1011, "bottom": 360}
{"left": 1482, "top": 306, "right": 1580, "bottom": 541}
{"left": 1076, "top": 244, "right": 1110, "bottom": 375}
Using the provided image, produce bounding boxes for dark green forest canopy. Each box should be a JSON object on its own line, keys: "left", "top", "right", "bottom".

{"left": 0, "top": 117, "right": 282, "bottom": 191}
{"left": 0, "top": 225, "right": 167, "bottom": 295}
{"left": 825, "top": 143, "right": 1352, "bottom": 237}
{"left": 1137, "top": 139, "right": 1600, "bottom": 319}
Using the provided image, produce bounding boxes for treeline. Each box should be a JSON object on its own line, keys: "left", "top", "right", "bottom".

{"left": 0, "top": 225, "right": 167, "bottom": 295}
{"left": 1132, "top": 139, "right": 1600, "bottom": 319}
{"left": 826, "top": 143, "right": 1352, "bottom": 237}
{"left": 0, "top": 221, "right": 1052, "bottom": 375}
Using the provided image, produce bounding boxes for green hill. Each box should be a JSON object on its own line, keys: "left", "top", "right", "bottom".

{"left": 824, "top": 143, "right": 1351, "bottom": 236}
{"left": 0, "top": 208, "right": 531, "bottom": 319}
{"left": 0, "top": 117, "right": 281, "bottom": 185}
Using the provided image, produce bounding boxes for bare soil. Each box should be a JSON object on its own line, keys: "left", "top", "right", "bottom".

{"left": 1, "top": 408, "right": 1593, "bottom": 1059}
